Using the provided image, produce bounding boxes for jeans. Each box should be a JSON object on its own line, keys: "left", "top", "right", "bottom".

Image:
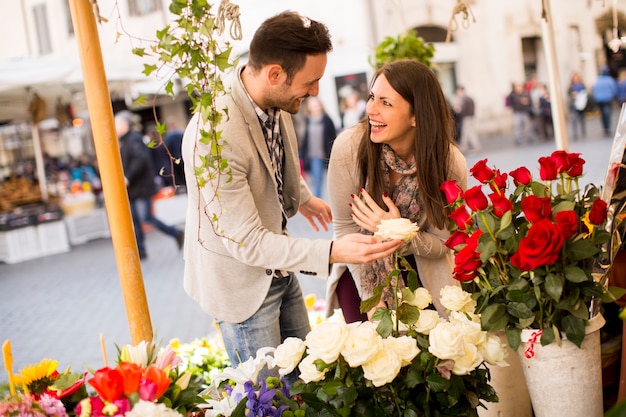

{"left": 218, "top": 273, "right": 311, "bottom": 387}
{"left": 129, "top": 196, "right": 180, "bottom": 255}
{"left": 570, "top": 109, "right": 586, "bottom": 139}
{"left": 597, "top": 101, "right": 613, "bottom": 135}
{"left": 308, "top": 158, "right": 325, "bottom": 198}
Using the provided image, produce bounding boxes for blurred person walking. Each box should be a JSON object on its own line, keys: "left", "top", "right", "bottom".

{"left": 453, "top": 86, "right": 480, "bottom": 154}
{"left": 593, "top": 66, "right": 617, "bottom": 138}
{"left": 507, "top": 82, "right": 534, "bottom": 145}
{"left": 299, "top": 97, "right": 337, "bottom": 197}
{"left": 115, "top": 110, "right": 184, "bottom": 260}
{"left": 568, "top": 71, "right": 588, "bottom": 140}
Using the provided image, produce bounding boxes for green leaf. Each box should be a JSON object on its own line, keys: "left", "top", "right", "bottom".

{"left": 142, "top": 63, "right": 157, "bottom": 76}
{"left": 563, "top": 265, "right": 589, "bottom": 283}
{"left": 561, "top": 315, "right": 585, "bottom": 347}
{"left": 545, "top": 273, "right": 564, "bottom": 301}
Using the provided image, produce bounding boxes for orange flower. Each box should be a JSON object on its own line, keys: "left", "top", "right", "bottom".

{"left": 88, "top": 367, "right": 124, "bottom": 402}
{"left": 142, "top": 365, "right": 170, "bottom": 400}
{"left": 117, "top": 362, "right": 143, "bottom": 396}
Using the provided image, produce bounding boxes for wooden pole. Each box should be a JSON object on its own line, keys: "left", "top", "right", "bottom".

{"left": 541, "top": 0, "right": 569, "bottom": 151}
{"left": 67, "top": 0, "right": 153, "bottom": 344}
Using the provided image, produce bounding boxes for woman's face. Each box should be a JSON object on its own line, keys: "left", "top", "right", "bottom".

{"left": 366, "top": 74, "right": 416, "bottom": 154}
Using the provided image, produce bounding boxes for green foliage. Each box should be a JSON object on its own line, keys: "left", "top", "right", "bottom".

{"left": 371, "top": 29, "right": 435, "bottom": 69}
{"left": 132, "top": 0, "right": 238, "bottom": 232}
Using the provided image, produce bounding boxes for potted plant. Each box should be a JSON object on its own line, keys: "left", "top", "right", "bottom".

{"left": 440, "top": 150, "right": 624, "bottom": 416}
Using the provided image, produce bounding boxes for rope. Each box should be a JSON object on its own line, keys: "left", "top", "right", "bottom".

{"left": 524, "top": 329, "right": 543, "bottom": 359}
{"left": 217, "top": 0, "right": 242, "bottom": 41}
{"left": 446, "top": 0, "right": 476, "bottom": 43}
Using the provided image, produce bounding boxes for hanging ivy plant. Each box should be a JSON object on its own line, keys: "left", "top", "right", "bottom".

{"left": 131, "top": 0, "right": 240, "bottom": 235}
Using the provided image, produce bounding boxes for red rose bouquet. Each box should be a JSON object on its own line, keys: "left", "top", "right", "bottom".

{"left": 440, "top": 150, "right": 617, "bottom": 351}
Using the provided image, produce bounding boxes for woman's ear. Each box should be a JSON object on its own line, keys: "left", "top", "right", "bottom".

{"left": 411, "top": 117, "right": 416, "bottom": 127}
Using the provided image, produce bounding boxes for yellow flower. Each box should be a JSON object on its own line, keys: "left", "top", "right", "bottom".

{"left": 13, "top": 359, "right": 58, "bottom": 394}
{"left": 581, "top": 212, "right": 595, "bottom": 239}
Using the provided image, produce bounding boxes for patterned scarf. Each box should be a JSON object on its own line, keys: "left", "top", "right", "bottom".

{"left": 359, "top": 144, "right": 422, "bottom": 303}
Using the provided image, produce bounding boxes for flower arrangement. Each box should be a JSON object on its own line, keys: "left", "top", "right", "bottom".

{"left": 1, "top": 340, "right": 209, "bottom": 417}
{"left": 203, "top": 284, "right": 507, "bottom": 417}
{"left": 440, "top": 151, "right": 617, "bottom": 350}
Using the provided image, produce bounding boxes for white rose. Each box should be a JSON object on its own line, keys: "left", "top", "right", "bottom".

{"left": 361, "top": 347, "right": 402, "bottom": 387}
{"left": 403, "top": 287, "right": 432, "bottom": 310}
{"left": 374, "top": 218, "right": 419, "bottom": 242}
{"left": 341, "top": 322, "right": 384, "bottom": 367}
{"left": 298, "top": 353, "right": 329, "bottom": 383}
{"left": 439, "top": 285, "right": 476, "bottom": 313}
{"left": 428, "top": 321, "right": 467, "bottom": 361}
{"left": 272, "top": 337, "right": 306, "bottom": 375}
{"left": 126, "top": 400, "right": 184, "bottom": 417}
{"left": 414, "top": 310, "right": 441, "bottom": 334}
{"left": 384, "top": 336, "right": 420, "bottom": 366}
{"left": 451, "top": 342, "right": 483, "bottom": 376}
{"left": 305, "top": 321, "right": 349, "bottom": 363}
{"left": 448, "top": 312, "right": 486, "bottom": 346}
{"left": 478, "top": 333, "right": 510, "bottom": 367}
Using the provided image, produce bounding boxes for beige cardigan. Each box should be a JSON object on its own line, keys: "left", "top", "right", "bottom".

{"left": 325, "top": 124, "right": 468, "bottom": 317}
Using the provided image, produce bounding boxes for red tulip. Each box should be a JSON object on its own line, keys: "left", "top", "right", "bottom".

{"left": 88, "top": 367, "right": 125, "bottom": 402}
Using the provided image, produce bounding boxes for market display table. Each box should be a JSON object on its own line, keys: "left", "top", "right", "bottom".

{"left": 64, "top": 207, "right": 111, "bottom": 245}
{"left": 0, "top": 220, "right": 69, "bottom": 264}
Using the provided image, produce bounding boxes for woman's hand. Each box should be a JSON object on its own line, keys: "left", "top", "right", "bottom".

{"left": 350, "top": 189, "right": 400, "bottom": 233}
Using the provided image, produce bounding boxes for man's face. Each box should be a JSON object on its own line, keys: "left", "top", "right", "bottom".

{"left": 266, "top": 54, "right": 328, "bottom": 114}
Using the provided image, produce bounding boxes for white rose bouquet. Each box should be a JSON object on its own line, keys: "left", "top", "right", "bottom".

{"left": 202, "top": 286, "right": 507, "bottom": 417}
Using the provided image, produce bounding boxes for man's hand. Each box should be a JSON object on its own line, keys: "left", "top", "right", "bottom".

{"left": 330, "top": 233, "right": 402, "bottom": 264}
{"left": 299, "top": 196, "right": 332, "bottom": 232}
{"left": 350, "top": 189, "right": 400, "bottom": 233}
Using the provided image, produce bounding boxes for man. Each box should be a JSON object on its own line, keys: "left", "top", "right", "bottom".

{"left": 115, "top": 111, "right": 184, "bottom": 260}
{"left": 181, "top": 11, "right": 401, "bottom": 381}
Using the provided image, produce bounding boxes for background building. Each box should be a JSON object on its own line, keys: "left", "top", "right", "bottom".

{"left": 0, "top": 0, "right": 624, "bottom": 168}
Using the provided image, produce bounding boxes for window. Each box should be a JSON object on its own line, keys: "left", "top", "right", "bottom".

{"left": 33, "top": 4, "right": 52, "bottom": 55}
{"left": 128, "top": 0, "right": 162, "bottom": 16}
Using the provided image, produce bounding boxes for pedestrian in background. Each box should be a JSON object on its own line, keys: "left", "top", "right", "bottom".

{"left": 163, "top": 118, "right": 186, "bottom": 190}
{"left": 180, "top": 11, "right": 402, "bottom": 386}
{"left": 507, "top": 82, "right": 534, "bottom": 145}
{"left": 616, "top": 69, "right": 626, "bottom": 109}
{"left": 325, "top": 59, "right": 467, "bottom": 322}
{"left": 568, "top": 71, "right": 587, "bottom": 140}
{"left": 593, "top": 65, "right": 617, "bottom": 138}
{"left": 538, "top": 83, "right": 553, "bottom": 141}
{"left": 453, "top": 86, "right": 480, "bottom": 154}
{"left": 299, "top": 96, "right": 337, "bottom": 198}
{"left": 115, "top": 110, "right": 184, "bottom": 260}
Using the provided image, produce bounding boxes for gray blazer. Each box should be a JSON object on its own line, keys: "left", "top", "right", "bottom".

{"left": 181, "top": 68, "right": 332, "bottom": 323}
{"left": 325, "top": 124, "right": 468, "bottom": 317}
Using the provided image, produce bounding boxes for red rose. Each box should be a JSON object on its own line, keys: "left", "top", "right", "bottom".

{"left": 566, "top": 153, "right": 585, "bottom": 178}
{"left": 489, "top": 192, "right": 513, "bottom": 218}
{"left": 510, "top": 219, "right": 564, "bottom": 271}
{"left": 521, "top": 195, "right": 552, "bottom": 223}
{"left": 453, "top": 245, "right": 482, "bottom": 282}
{"left": 445, "top": 230, "right": 469, "bottom": 249}
{"left": 538, "top": 156, "right": 558, "bottom": 180}
{"left": 463, "top": 185, "right": 489, "bottom": 211}
{"left": 489, "top": 169, "right": 508, "bottom": 192}
{"left": 440, "top": 180, "right": 463, "bottom": 204}
{"left": 88, "top": 367, "right": 125, "bottom": 402}
{"left": 550, "top": 150, "right": 570, "bottom": 174}
{"left": 510, "top": 167, "right": 532, "bottom": 186}
{"left": 588, "top": 199, "right": 608, "bottom": 225}
{"left": 465, "top": 229, "right": 483, "bottom": 250}
{"left": 449, "top": 205, "right": 473, "bottom": 230}
{"left": 554, "top": 210, "right": 578, "bottom": 238}
{"left": 470, "top": 159, "right": 496, "bottom": 183}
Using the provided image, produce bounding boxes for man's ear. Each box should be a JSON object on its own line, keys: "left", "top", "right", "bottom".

{"left": 267, "top": 64, "right": 285, "bottom": 86}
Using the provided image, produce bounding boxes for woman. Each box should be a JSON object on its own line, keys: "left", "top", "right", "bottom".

{"left": 299, "top": 96, "right": 337, "bottom": 198}
{"left": 325, "top": 59, "right": 468, "bottom": 321}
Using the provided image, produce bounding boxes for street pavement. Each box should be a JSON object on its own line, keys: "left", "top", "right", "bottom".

{"left": 0, "top": 109, "right": 623, "bottom": 376}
